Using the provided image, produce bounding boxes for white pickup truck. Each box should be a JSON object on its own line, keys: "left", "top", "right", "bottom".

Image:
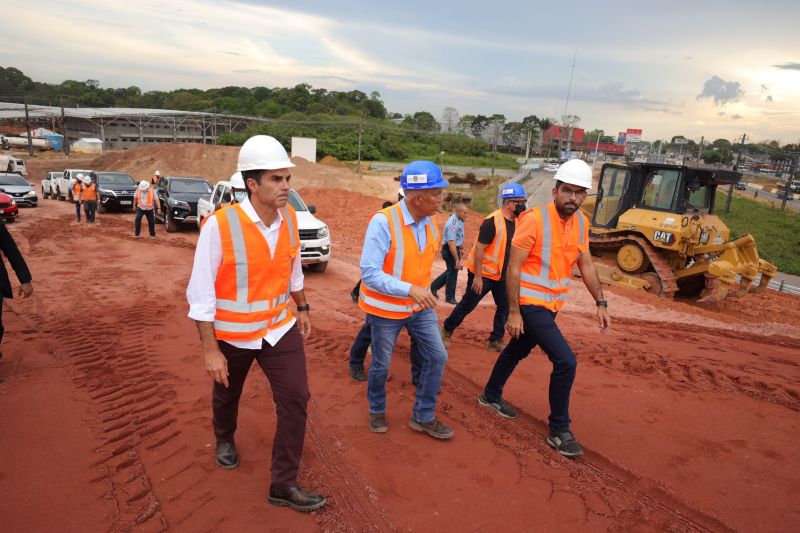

{"left": 55, "top": 168, "right": 93, "bottom": 201}
{"left": 0, "top": 155, "right": 27, "bottom": 177}
{"left": 197, "top": 181, "right": 332, "bottom": 272}
{"left": 41, "top": 171, "right": 62, "bottom": 199}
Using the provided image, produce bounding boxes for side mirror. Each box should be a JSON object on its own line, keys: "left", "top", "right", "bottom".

{"left": 308, "top": 204, "right": 317, "bottom": 214}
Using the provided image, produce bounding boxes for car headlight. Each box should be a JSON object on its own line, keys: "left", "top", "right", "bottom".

{"left": 317, "top": 225, "right": 329, "bottom": 239}
{"left": 10, "top": 199, "right": 16, "bottom": 205}
{"left": 98, "top": 188, "right": 116, "bottom": 195}
{"left": 26, "top": 190, "right": 36, "bottom": 196}
{"left": 168, "top": 198, "right": 190, "bottom": 209}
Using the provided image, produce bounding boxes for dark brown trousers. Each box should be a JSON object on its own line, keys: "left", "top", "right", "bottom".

{"left": 213, "top": 325, "right": 309, "bottom": 490}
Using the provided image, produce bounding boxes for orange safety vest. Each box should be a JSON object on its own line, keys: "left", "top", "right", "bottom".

{"left": 78, "top": 183, "right": 97, "bottom": 202}
{"left": 518, "top": 202, "right": 587, "bottom": 312}
{"left": 136, "top": 188, "right": 156, "bottom": 210}
{"left": 465, "top": 209, "right": 509, "bottom": 281}
{"left": 71, "top": 180, "right": 81, "bottom": 195}
{"left": 213, "top": 203, "right": 300, "bottom": 341}
{"left": 358, "top": 203, "right": 440, "bottom": 319}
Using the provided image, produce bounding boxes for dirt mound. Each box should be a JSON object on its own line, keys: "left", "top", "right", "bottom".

{"left": 319, "top": 155, "right": 345, "bottom": 168}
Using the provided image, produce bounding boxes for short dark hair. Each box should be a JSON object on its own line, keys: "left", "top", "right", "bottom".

{"left": 242, "top": 169, "right": 263, "bottom": 198}
{"left": 555, "top": 179, "right": 564, "bottom": 190}
{"left": 382, "top": 201, "right": 393, "bottom": 208}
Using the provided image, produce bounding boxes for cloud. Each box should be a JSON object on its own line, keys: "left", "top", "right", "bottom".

{"left": 697, "top": 75, "right": 743, "bottom": 106}
{"left": 718, "top": 111, "right": 726, "bottom": 116}
{"left": 773, "top": 62, "right": 800, "bottom": 70}
{"left": 766, "top": 95, "right": 774, "bottom": 102}
{"left": 731, "top": 114, "right": 743, "bottom": 120}
{"left": 219, "top": 50, "right": 241, "bottom": 56}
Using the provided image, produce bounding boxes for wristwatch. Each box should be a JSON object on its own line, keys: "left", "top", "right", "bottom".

{"left": 296, "top": 304, "right": 310, "bottom": 312}
{"left": 596, "top": 300, "right": 608, "bottom": 307}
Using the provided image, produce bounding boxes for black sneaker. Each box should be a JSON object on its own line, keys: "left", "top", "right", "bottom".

{"left": 478, "top": 393, "right": 518, "bottom": 418}
{"left": 349, "top": 365, "right": 367, "bottom": 381}
{"left": 547, "top": 430, "right": 584, "bottom": 457}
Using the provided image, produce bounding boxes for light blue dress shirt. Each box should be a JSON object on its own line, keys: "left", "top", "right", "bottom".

{"left": 443, "top": 212, "right": 465, "bottom": 246}
{"left": 360, "top": 200, "right": 433, "bottom": 297}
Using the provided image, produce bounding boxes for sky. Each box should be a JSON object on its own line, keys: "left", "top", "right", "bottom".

{"left": 3, "top": 0, "right": 800, "bottom": 144}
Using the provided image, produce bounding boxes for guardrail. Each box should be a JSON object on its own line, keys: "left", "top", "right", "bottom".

{"left": 769, "top": 279, "right": 800, "bottom": 296}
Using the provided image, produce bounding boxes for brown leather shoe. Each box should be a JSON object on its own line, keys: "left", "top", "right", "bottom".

{"left": 369, "top": 412, "right": 388, "bottom": 433}
{"left": 268, "top": 486, "right": 327, "bottom": 512}
{"left": 409, "top": 417, "right": 454, "bottom": 440}
{"left": 440, "top": 326, "right": 452, "bottom": 348}
{"left": 487, "top": 339, "right": 505, "bottom": 352}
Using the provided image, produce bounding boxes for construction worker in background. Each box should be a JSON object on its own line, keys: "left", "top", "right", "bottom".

{"left": 358, "top": 160, "right": 454, "bottom": 440}
{"left": 430, "top": 202, "right": 469, "bottom": 304}
{"left": 478, "top": 160, "right": 611, "bottom": 458}
{"left": 441, "top": 182, "right": 527, "bottom": 352}
{"left": 151, "top": 170, "right": 161, "bottom": 185}
{"left": 76, "top": 174, "right": 98, "bottom": 224}
{"left": 71, "top": 173, "right": 83, "bottom": 222}
{"left": 133, "top": 180, "right": 161, "bottom": 238}
{"left": 229, "top": 171, "right": 248, "bottom": 204}
{"left": 186, "top": 135, "right": 326, "bottom": 513}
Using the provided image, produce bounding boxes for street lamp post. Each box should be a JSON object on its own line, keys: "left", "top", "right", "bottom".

{"left": 592, "top": 130, "right": 603, "bottom": 167}
{"left": 440, "top": 151, "right": 445, "bottom": 168}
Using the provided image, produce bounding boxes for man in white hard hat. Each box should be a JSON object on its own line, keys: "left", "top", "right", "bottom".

{"left": 133, "top": 180, "right": 161, "bottom": 238}
{"left": 186, "top": 135, "right": 325, "bottom": 512}
{"left": 151, "top": 170, "right": 161, "bottom": 186}
{"left": 478, "top": 159, "right": 611, "bottom": 458}
{"left": 72, "top": 173, "right": 84, "bottom": 222}
{"left": 76, "top": 174, "right": 98, "bottom": 224}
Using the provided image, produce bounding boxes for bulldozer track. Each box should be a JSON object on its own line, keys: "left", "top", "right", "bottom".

{"left": 590, "top": 234, "right": 679, "bottom": 297}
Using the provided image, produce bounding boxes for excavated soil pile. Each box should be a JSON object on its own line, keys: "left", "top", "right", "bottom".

{"left": 2, "top": 143, "right": 799, "bottom": 532}
{"left": 319, "top": 155, "right": 346, "bottom": 168}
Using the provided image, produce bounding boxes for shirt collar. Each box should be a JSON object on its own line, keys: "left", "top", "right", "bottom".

{"left": 239, "top": 197, "right": 282, "bottom": 229}
{"left": 398, "top": 199, "right": 430, "bottom": 228}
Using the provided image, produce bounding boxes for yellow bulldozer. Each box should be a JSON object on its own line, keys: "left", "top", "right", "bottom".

{"left": 581, "top": 163, "right": 777, "bottom": 302}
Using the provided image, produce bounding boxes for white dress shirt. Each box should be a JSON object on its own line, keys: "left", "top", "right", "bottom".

{"left": 186, "top": 198, "right": 304, "bottom": 349}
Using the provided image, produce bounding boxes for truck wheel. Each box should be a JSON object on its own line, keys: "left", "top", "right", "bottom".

{"left": 165, "top": 210, "right": 177, "bottom": 232}
{"left": 308, "top": 261, "right": 328, "bottom": 273}
{"left": 42, "top": 187, "right": 48, "bottom": 199}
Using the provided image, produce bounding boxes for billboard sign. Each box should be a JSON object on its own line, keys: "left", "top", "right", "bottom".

{"left": 625, "top": 128, "right": 642, "bottom": 143}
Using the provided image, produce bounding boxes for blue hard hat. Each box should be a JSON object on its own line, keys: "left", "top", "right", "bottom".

{"left": 500, "top": 182, "right": 526, "bottom": 199}
{"left": 400, "top": 160, "right": 449, "bottom": 189}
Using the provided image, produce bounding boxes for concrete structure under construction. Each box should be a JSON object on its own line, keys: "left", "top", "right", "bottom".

{"left": 0, "top": 102, "right": 269, "bottom": 150}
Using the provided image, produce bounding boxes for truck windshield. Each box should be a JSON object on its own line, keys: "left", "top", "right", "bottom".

{"left": 170, "top": 179, "right": 212, "bottom": 194}
{"left": 97, "top": 173, "right": 135, "bottom": 185}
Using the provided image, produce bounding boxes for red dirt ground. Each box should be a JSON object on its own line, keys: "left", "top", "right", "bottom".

{"left": 1, "top": 149, "right": 798, "bottom": 532}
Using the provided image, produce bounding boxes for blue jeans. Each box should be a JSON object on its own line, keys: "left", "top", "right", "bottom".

{"left": 349, "top": 319, "right": 423, "bottom": 384}
{"left": 366, "top": 309, "right": 448, "bottom": 423}
{"left": 483, "top": 305, "right": 577, "bottom": 432}
{"left": 443, "top": 272, "right": 509, "bottom": 342}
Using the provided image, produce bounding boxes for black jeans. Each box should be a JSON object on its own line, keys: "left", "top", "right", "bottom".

{"left": 0, "top": 296, "right": 4, "bottom": 344}
{"left": 443, "top": 272, "right": 509, "bottom": 342}
{"left": 483, "top": 305, "right": 577, "bottom": 432}
{"left": 74, "top": 201, "right": 81, "bottom": 221}
{"left": 430, "top": 245, "right": 461, "bottom": 301}
{"left": 349, "top": 319, "right": 423, "bottom": 384}
{"left": 134, "top": 208, "right": 156, "bottom": 236}
{"left": 83, "top": 201, "right": 97, "bottom": 223}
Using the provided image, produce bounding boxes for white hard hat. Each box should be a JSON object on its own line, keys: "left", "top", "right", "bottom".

{"left": 76, "top": 173, "right": 84, "bottom": 180}
{"left": 236, "top": 135, "right": 294, "bottom": 172}
{"left": 139, "top": 180, "right": 149, "bottom": 190}
{"left": 554, "top": 159, "right": 592, "bottom": 189}
{"left": 229, "top": 171, "right": 245, "bottom": 189}
{"left": 155, "top": 170, "right": 160, "bottom": 176}
{"left": 398, "top": 187, "right": 405, "bottom": 199}
{"left": 82, "top": 175, "right": 92, "bottom": 185}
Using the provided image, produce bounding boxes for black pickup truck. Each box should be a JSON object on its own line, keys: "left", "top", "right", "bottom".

{"left": 155, "top": 176, "right": 213, "bottom": 232}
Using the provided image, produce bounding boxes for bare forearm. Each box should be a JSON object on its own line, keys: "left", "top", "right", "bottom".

{"left": 578, "top": 257, "right": 605, "bottom": 301}
{"left": 447, "top": 240, "right": 458, "bottom": 260}
{"left": 506, "top": 268, "right": 520, "bottom": 311}
{"left": 290, "top": 290, "right": 307, "bottom": 307}
{"left": 195, "top": 320, "right": 219, "bottom": 352}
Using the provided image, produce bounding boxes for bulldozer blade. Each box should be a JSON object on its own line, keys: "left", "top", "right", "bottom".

{"left": 697, "top": 274, "right": 730, "bottom": 303}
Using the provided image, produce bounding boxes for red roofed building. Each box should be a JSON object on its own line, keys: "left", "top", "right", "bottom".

{"left": 541, "top": 125, "right": 584, "bottom": 155}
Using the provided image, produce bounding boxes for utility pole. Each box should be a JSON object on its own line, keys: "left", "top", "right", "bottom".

{"left": 356, "top": 112, "right": 363, "bottom": 176}
{"left": 24, "top": 98, "right": 33, "bottom": 156}
{"left": 60, "top": 96, "right": 69, "bottom": 155}
{"left": 724, "top": 133, "right": 746, "bottom": 213}
{"left": 780, "top": 156, "right": 796, "bottom": 211}
{"left": 697, "top": 136, "right": 704, "bottom": 163}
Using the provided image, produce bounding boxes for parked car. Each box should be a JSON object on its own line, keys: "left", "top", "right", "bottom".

{"left": 790, "top": 180, "right": 800, "bottom": 194}
{"left": 56, "top": 169, "right": 93, "bottom": 201}
{"left": 735, "top": 180, "right": 747, "bottom": 190}
{"left": 776, "top": 188, "right": 794, "bottom": 200}
{"left": 0, "top": 191, "right": 19, "bottom": 222}
{"left": 41, "top": 171, "right": 61, "bottom": 199}
{"left": 196, "top": 180, "right": 331, "bottom": 271}
{"left": 95, "top": 171, "right": 138, "bottom": 213}
{"left": 155, "top": 176, "right": 213, "bottom": 232}
{"left": 0, "top": 173, "right": 37, "bottom": 207}
{"left": 544, "top": 163, "right": 559, "bottom": 173}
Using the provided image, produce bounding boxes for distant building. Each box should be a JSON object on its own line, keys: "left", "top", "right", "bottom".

{"left": 541, "top": 125, "right": 585, "bottom": 156}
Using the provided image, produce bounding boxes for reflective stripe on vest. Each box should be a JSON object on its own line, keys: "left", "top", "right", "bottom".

{"left": 213, "top": 204, "right": 299, "bottom": 340}
{"left": 137, "top": 189, "right": 155, "bottom": 210}
{"left": 517, "top": 207, "right": 580, "bottom": 289}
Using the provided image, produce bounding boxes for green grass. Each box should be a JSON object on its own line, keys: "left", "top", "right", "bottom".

{"left": 378, "top": 151, "right": 520, "bottom": 170}
{"left": 715, "top": 192, "right": 800, "bottom": 274}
